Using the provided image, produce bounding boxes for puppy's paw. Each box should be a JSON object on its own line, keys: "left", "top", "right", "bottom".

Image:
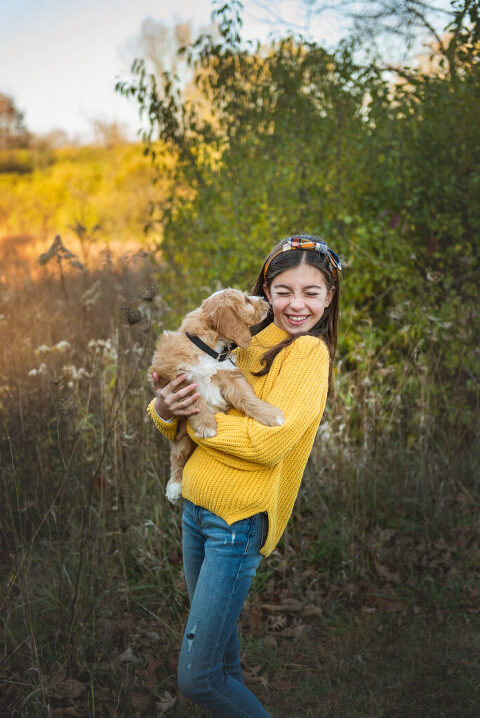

{"left": 261, "top": 407, "right": 284, "bottom": 426}
{"left": 275, "top": 408, "right": 285, "bottom": 425}
{"left": 195, "top": 427, "right": 217, "bottom": 439}
{"left": 166, "top": 481, "right": 182, "bottom": 504}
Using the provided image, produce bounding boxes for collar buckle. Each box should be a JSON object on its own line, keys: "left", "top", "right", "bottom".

{"left": 186, "top": 332, "right": 235, "bottom": 363}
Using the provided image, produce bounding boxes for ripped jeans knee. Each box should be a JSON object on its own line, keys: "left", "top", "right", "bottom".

{"left": 177, "top": 622, "right": 203, "bottom": 700}
{"left": 177, "top": 502, "right": 270, "bottom": 716}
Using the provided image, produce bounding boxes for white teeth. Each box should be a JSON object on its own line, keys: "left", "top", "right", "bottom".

{"left": 287, "top": 315, "right": 308, "bottom": 322}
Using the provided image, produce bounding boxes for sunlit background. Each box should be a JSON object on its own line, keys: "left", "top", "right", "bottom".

{"left": 1, "top": 0, "right": 349, "bottom": 142}
{"left": 1, "top": 1, "right": 478, "bottom": 716}
{"left": 1, "top": 0, "right": 449, "bottom": 142}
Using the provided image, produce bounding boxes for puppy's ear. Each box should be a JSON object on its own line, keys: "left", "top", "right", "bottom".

{"left": 215, "top": 308, "right": 252, "bottom": 349}
{"left": 204, "top": 300, "right": 252, "bottom": 349}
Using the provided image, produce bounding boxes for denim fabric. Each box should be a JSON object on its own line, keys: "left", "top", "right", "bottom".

{"left": 178, "top": 499, "right": 270, "bottom": 717}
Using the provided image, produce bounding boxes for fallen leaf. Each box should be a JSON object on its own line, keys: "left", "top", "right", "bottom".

{"left": 280, "top": 622, "right": 306, "bottom": 638}
{"left": 53, "top": 678, "right": 87, "bottom": 700}
{"left": 268, "top": 614, "right": 287, "bottom": 631}
{"left": 117, "top": 647, "right": 140, "bottom": 664}
{"left": 361, "top": 605, "right": 378, "bottom": 614}
{"left": 270, "top": 680, "right": 293, "bottom": 691}
{"left": 374, "top": 558, "right": 401, "bottom": 584}
{"left": 263, "top": 635, "right": 277, "bottom": 649}
{"left": 244, "top": 665, "right": 267, "bottom": 684}
{"left": 377, "top": 598, "right": 407, "bottom": 614}
{"left": 467, "top": 605, "right": 480, "bottom": 614}
{"left": 141, "top": 655, "right": 165, "bottom": 690}
{"left": 304, "top": 604, "right": 323, "bottom": 618}
{"left": 131, "top": 692, "right": 150, "bottom": 709}
{"left": 156, "top": 691, "right": 177, "bottom": 714}
{"left": 262, "top": 599, "right": 304, "bottom": 612}
{"left": 48, "top": 661, "right": 66, "bottom": 685}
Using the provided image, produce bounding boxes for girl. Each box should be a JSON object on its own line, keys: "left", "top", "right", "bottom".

{"left": 148, "top": 234, "right": 341, "bottom": 717}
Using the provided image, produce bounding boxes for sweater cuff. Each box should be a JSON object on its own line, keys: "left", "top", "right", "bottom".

{"left": 147, "top": 398, "right": 178, "bottom": 441}
{"left": 154, "top": 405, "right": 173, "bottom": 423}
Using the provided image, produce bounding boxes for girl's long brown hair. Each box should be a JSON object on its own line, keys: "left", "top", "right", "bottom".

{"left": 250, "top": 237, "right": 340, "bottom": 378}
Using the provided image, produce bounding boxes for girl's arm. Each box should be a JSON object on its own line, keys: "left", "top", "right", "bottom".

{"left": 187, "top": 337, "right": 329, "bottom": 466}
{"left": 147, "top": 373, "right": 201, "bottom": 441}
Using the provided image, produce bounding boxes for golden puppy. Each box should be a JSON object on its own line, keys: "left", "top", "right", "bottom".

{"left": 150, "top": 288, "right": 284, "bottom": 503}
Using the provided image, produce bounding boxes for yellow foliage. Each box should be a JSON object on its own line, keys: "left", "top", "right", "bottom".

{"left": 0, "top": 142, "right": 174, "bottom": 272}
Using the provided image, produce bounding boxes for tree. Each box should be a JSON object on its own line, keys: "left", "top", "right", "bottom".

{"left": 90, "top": 119, "right": 128, "bottom": 147}
{"left": 250, "top": 0, "right": 453, "bottom": 58}
{"left": 0, "top": 93, "right": 30, "bottom": 149}
{"left": 133, "top": 16, "right": 193, "bottom": 79}
{"left": 128, "top": 16, "right": 220, "bottom": 102}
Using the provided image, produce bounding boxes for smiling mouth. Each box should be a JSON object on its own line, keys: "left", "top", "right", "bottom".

{"left": 285, "top": 315, "right": 309, "bottom": 324}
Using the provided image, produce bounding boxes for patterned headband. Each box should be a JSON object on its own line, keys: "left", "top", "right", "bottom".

{"left": 263, "top": 235, "right": 342, "bottom": 280}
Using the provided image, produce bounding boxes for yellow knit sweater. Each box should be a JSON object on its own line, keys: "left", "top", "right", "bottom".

{"left": 147, "top": 322, "right": 329, "bottom": 556}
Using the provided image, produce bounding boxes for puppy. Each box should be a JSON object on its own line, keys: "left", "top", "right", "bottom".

{"left": 149, "top": 288, "right": 284, "bottom": 503}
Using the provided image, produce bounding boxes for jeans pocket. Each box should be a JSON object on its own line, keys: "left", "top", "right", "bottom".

{"left": 244, "top": 512, "right": 268, "bottom": 554}
{"left": 259, "top": 512, "right": 268, "bottom": 550}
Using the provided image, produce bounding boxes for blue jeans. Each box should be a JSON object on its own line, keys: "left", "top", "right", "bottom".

{"left": 178, "top": 499, "right": 270, "bottom": 717}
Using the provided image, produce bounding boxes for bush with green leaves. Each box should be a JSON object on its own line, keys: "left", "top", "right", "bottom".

{"left": 117, "top": 1, "right": 479, "bottom": 455}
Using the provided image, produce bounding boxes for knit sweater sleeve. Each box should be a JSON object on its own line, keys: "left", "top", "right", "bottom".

{"left": 147, "top": 398, "right": 178, "bottom": 442}
{"left": 187, "top": 337, "right": 329, "bottom": 467}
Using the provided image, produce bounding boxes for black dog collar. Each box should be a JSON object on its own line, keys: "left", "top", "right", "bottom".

{"left": 186, "top": 332, "right": 235, "bottom": 362}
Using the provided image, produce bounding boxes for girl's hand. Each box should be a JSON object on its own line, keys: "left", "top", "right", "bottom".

{"left": 153, "top": 373, "right": 201, "bottom": 420}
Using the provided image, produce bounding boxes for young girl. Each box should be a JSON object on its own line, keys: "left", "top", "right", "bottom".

{"left": 148, "top": 234, "right": 341, "bottom": 717}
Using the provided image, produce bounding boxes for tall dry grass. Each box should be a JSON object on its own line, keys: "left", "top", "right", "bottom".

{"left": 0, "top": 246, "right": 478, "bottom": 716}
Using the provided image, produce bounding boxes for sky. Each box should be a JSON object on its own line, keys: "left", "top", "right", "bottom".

{"left": 0, "top": 0, "right": 348, "bottom": 142}
{"left": 0, "top": 0, "right": 450, "bottom": 143}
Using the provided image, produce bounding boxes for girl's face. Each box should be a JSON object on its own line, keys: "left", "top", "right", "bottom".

{"left": 264, "top": 262, "right": 334, "bottom": 336}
